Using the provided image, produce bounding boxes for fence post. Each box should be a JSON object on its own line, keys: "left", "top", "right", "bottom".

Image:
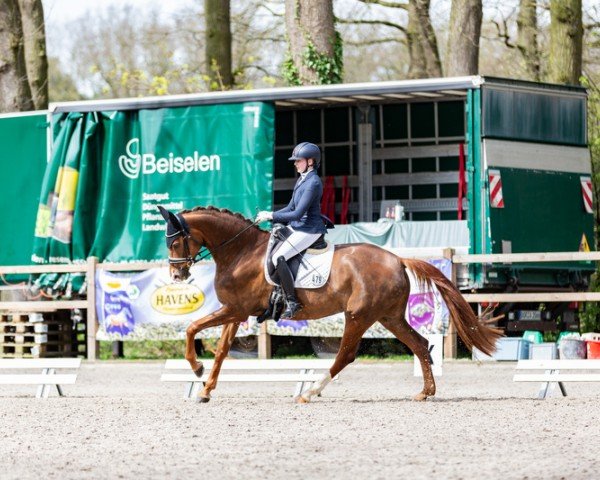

{"left": 258, "top": 322, "right": 271, "bottom": 359}
{"left": 443, "top": 248, "right": 458, "bottom": 359}
{"left": 86, "top": 256, "right": 98, "bottom": 361}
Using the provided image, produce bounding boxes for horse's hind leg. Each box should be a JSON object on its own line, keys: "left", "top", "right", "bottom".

{"left": 297, "top": 314, "right": 371, "bottom": 404}
{"left": 197, "top": 322, "right": 240, "bottom": 403}
{"left": 379, "top": 317, "right": 436, "bottom": 401}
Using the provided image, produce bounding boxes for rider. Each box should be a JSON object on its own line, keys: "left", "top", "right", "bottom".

{"left": 255, "top": 142, "right": 327, "bottom": 318}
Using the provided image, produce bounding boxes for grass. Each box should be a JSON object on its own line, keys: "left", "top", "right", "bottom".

{"left": 357, "top": 354, "right": 413, "bottom": 362}
{"left": 99, "top": 337, "right": 471, "bottom": 361}
{"left": 99, "top": 340, "right": 188, "bottom": 360}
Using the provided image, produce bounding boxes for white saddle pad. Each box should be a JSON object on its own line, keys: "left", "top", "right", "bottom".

{"left": 264, "top": 242, "right": 335, "bottom": 289}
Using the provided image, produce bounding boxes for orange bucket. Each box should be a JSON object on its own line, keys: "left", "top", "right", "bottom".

{"left": 587, "top": 340, "right": 600, "bottom": 359}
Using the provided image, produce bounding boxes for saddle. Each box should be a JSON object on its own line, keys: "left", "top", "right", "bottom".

{"left": 258, "top": 224, "right": 334, "bottom": 323}
{"left": 265, "top": 225, "right": 328, "bottom": 282}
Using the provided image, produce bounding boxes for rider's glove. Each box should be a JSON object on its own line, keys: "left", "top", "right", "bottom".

{"left": 255, "top": 211, "right": 273, "bottom": 223}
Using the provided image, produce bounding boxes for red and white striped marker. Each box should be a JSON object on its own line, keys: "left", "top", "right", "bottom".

{"left": 581, "top": 176, "right": 593, "bottom": 213}
{"left": 488, "top": 169, "right": 504, "bottom": 208}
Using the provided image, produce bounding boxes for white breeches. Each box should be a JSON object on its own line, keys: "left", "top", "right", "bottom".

{"left": 272, "top": 229, "right": 321, "bottom": 266}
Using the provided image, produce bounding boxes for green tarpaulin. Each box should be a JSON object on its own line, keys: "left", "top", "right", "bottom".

{"left": 0, "top": 113, "right": 47, "bottom": 266}
{"left": 32, "top": 103, "right": 274, "bottom": 263}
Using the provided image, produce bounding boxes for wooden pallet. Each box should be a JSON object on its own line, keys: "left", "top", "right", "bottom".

{"left": 0, "top": 312, "right": 86, "bottom": 359}
{"left": 0, "top": 313, "right": 29, "bottom": 323}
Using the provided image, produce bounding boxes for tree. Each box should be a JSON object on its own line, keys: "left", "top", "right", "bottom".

{"left": 407, "top": 0, "right": 442, "bottom": 78}
{"left": 48, "top": 57, "right": 83, "bottom": 102}
{"left": 0, "top": 0, "right": 33, "bottom": 112}
{"left": 547, "top": 0, "right": 583, "bottom": 85}
{"left": 19, "top": 0, "right": 47, "bottom": 109}
{"left": 57, "top": 2, "right": 284, "bottom": 99}
{"left": 484, "top": 0, "right": 540, "bottom": 81}
{"left": 205, "top": 0, "right": 233, "bottom": 89}
{"left": 516, "top": 0, "right": 540, "bottom": 81}
{"left": 445, "top": 0, "right": 483, "bottom": 76}
{"left": 64, "top": 5, "right": 200, "bottom": 98}
{"left": 283, "top": 0, "right": 342, "bottom": 85}
{"left": 345, "top": 0, "right": 441, "bottom": 80}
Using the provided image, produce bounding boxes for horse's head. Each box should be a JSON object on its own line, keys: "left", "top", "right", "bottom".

{"left": 157, "top": 206, "right": 202, "bottom": 282}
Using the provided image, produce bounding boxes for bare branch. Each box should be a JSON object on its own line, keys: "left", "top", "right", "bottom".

{"left": 236, "top": 64, "right": 278, "bottom": 76}
{"left": 357, "top": 0, "right": 408, "bottom": 9}
{"left": 491, "top": 18, "right": 515, "bottom": 49}
{"left": 337, "top": 17, "right": 407, "bottom": 34}
{"left": 346, "top": 37, "right": 405, "bottom": 46}
{"left": 256, "top": 2, "right": 284, "bottom": 17}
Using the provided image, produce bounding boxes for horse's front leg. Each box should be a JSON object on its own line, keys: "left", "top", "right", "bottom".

{"left": 197, "top": 321, "right": 240, "bottom": 403}
{"left": 297, "top": 312, "right": 371, "bottom": 404}
{"left": 185, "top": 306, "right": 241, "bottom": 377}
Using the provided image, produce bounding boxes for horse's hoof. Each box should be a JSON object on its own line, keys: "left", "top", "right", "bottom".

{"left": 196, "top": 396, "right": 211, "bottom": 404}
{"left": 295, "top": 395, "right": 310, "bottom": 404}
{"left": 412, "top": 392, "right": 429, "bottom": 402}
{"left": 193, "top": 364, "right": 204, "bottom": 378}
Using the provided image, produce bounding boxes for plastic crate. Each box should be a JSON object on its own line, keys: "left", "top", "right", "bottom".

{"left": 472, "top": 347, "right": 494, "bottom": 361}
{"left": 558, "top": 338, "right": 586, "bottom": 359}
{"left": 494, "top": 338, "right": 531, "bottom": 361}
{"left": 586, "top": 340, "right": 600, "bottom": 359}
{"left": 581, "top": 332, "right": 600, "bottom": 342}
{"left": 529, "top": 342, "right": 557, "bottom": 360}
{"left": 472, "top": 338, "right": 531, "bottom": 361}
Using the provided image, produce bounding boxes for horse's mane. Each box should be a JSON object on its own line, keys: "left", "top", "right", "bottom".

{"left": 180, "top": 206, "right": 262, "bottom": 232}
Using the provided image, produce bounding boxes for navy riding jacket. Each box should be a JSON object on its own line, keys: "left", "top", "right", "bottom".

{"left": 272, "top": 170, "right": 327, "bottom": 234}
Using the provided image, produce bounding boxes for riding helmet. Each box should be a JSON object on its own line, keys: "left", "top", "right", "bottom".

{"left": 288, "top": 142, "right": 321, "bottom": 168}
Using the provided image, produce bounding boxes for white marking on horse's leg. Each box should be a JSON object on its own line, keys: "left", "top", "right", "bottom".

{"left": 300, "top": 372, "right": 332, "bottom": 402}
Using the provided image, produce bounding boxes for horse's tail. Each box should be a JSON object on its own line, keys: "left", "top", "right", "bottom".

{"left": 401, "top": 258, "right": 502, "bottom": 356}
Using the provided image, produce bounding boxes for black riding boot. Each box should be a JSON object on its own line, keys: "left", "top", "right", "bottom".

{"left": 276, "top": 257, "right": 302, "bottom": 318}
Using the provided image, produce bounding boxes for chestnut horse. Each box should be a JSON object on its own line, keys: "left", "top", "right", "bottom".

{"left": 160, "top": 206, "right": 501, "bottom": 403}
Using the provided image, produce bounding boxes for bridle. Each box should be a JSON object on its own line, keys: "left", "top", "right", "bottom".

{"left": 167, "top": 216, "right": 260, "bottom": 268}
{"left": 166, "top": 229, "right": 202, "bottom": 267}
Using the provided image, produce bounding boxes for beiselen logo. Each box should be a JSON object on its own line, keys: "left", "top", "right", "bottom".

{"left": 117, "top": 138, "right": 221, "bottom": 179}
{"left": 119, "top": 138, "right": 142, "bottom": 179}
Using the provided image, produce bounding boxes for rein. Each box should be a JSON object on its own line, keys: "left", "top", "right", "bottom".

{"left": 168, "top": 219, "right": 260, "bottom": 266}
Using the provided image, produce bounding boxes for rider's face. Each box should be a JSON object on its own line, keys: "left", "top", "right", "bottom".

{"left": 294, "top": 158, "right": 309, "bottom": 173}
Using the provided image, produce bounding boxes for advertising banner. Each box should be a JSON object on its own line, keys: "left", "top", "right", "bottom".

{"left": 32, "top": 103, "right": 274, "bottom": 263}
{"left": 95, "top": 263, "right": 258, "bottom": 341}
{"left": 95, "top": 259, "right": 451, "bottom": 340}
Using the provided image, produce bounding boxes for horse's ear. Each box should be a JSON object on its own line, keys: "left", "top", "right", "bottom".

{"left": 157, "top": 205, "right": 182, "bottom": 229}
{"left": 157, "top": 205, "right": 170, "bottom": 222}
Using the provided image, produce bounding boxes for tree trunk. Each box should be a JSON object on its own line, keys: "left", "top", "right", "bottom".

{"left": 516, "top": 0, "right": 540, "bottom": 81}
{"left": 19, "top": 0, "right": 47, "bottom": 109}
{"left": 445, "top": 0, "right": 482, "bottom": 76}
{"left": 407, "top": 2, "right": 426, "bottom": 79}
{"left": 205, "top": 0, "right": 233, "bottom": 89}
{"left": 411, "top": 0, "right": 442, "bottom": 78}
{"left": 0, "top": 0, "right": 33, "bottom": 112}
{"left": 547, "top": 0, "right": 582, "bottom": 85}
{"left": 284, "top": 0, "right": 342, "bottom": 85}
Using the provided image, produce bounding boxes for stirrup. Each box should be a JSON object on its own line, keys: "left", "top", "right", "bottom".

{"left": 282, "top": 299, "right": 302, "bottom": 319}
